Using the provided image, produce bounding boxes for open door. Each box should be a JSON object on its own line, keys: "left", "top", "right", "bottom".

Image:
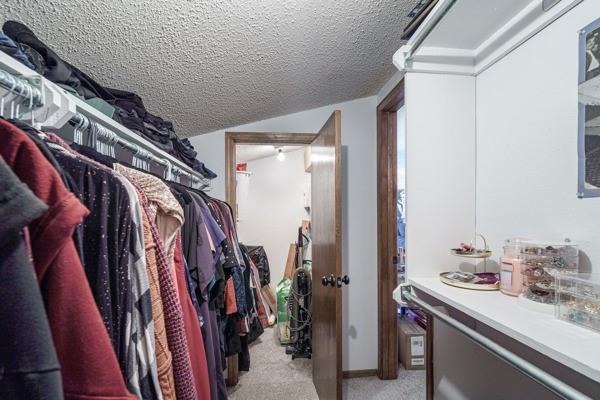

{"left": 311, "top": 110, "right": 344, "bottom": 400}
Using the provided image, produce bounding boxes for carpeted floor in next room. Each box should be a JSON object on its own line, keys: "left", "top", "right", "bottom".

{"left": 227, "top": 327, "right": 318, "bottom": 399}
{"left": 227, "top": 326, "right": 426, "bottom": 400}
{"left": 343, "top": 368, "right": 426, "bottom": 400}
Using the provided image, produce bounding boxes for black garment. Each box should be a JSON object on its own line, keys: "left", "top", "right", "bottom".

{"left": 239, "top": 245, "right": 264, "bottom": 345}
{"left": 106, "top": 88, "right": 149, "bottom": 124}
{"left": 69, "top": 143, "right": 116, "bottom": 169}
{"left": 0, "top": 157, "right": 63, "bottom": 400}
{"left": 3, "top": 21, "right": 114, "bottom": 100}
{"left": 168, "top": 181, "right": 194, "bottom": 207}
{"left": 113, "top": 106, "right": 146, "bottom": 136}
{"left": 171, "top": 138, "right": 217, "bottom": 179}
{"left": 50, "top": 149, "right": 133, "bottom": 375}
{"left": 238, "top": 335, "right": 250, "bottom": 372}
{"left": 193, "top": 159, "right": 218, "bottom": 179}
{"left": 144, "top": 121, "right": 174, "bottom": 153}
{"left": 29, "top": 135, "right": 87, "bottom": 261}
{"left": 239, "top": 245, "right": 254, "bottom": 313}
{"left": 108, "top": 88, "right": 176, "bottom": 153}
{"left": 222, "top": 315, "right": 242, "bottom": 357}
{"left": 105, "top": 90, "right": 216, "bottom": 177}
{"left": 171, "top": 184, "right": 211, "bottom": 322}
{"left": 210, "top": 258, "right": 226, "bottom": 311}
{"left": 173, "top": 138, "right": 197, "bottom": 167}
{"left": 173, "top": 185, "right": 199, "bottom": 264}
{"left": 247, "top": 293, "right": 264, "bottom": 345}
{"left": 247, "top": 245, "right": 271, "bottom": 287}
{"left": 19, "top": 42, "right": 46, "bottom": 74}
{"left": 202, "top": 196, "right": 242, "bottom": 314}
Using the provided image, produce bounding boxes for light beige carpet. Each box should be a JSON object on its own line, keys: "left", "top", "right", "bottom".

{"left": 227, "top": 327, "right": 426, "bottom": 399}
{"left": 343, "top": 367, "right": 426, "bottom": 400}
{"left": 227, "top": 327, "right": 319, "bottom": 400}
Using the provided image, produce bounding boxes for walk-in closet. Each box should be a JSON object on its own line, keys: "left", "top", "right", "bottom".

{"left": 2, "top": 1, "right": 600, "bottom": 400}
{"left": 229, "top": 141, "right": 315, "bottom": 398}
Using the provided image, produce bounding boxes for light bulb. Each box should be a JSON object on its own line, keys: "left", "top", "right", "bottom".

{"left": 277, "top": 149, "right": 285, "bottom": 161}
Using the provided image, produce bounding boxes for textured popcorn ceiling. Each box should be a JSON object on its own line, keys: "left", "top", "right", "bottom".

{"left": 1, "top": 0, "right": 418, "bottom": 136}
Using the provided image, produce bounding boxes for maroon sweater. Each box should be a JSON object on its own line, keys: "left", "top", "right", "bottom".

{"left": 0, "top": 119, "right": 136, "bottom": 400}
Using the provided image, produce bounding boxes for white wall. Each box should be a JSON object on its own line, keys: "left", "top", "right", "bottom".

{"left": 189, "top": 96, "right": 379, "bottom": 371}
{"left": 237, "top": 148, "right": 309, "bottom": 291}
{"left": 404, "top": 3, "right": 600, "bottom": 399}
{"left": 405, "top": 73, "right": 477, "bottom": 279}
{"left": 476, "top": 0, "right": 600, "bottom": 273}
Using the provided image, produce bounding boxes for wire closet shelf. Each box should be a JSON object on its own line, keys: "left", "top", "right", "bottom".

{"left": 0, "top": 59, "right": 211, "bottom": 190}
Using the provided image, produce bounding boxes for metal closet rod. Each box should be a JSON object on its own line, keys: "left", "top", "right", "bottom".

{"left": 69, "top": 113, "right": 206, "bottom": 187}
{"left": 0, "top": 68, "right": 44, "bottom": 106}
{"left": 402, "top": 290, "right": 593, "bottom": 400}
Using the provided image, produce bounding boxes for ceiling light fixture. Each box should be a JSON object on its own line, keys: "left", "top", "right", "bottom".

{"left": 277, "top": 148, "right": 285, "bottom": 161}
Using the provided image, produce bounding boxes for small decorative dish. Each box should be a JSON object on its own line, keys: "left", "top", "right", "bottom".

{"left": 439, "top": 271, "right": 500, "bottom": 291}
{"left": 450, "top": 248, "right": 492, "bottom": 258}
{"left": 450, "top": 235, "right": 492, "bottom": 259}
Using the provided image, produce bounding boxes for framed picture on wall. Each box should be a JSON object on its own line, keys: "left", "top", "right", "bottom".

{"left": 578, "top": 18, "right": 600, "bottom": 198}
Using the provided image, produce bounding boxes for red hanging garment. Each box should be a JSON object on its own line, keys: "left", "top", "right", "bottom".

{"left": 174, "top": 233, "right": 212, "bottom": 400}
{"left": 0, "top": 118, "right": 136, "bottom": 400}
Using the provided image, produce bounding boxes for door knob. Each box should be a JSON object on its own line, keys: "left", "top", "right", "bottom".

{"left": 321, "top": 274, "right": 335, "bottom": 287}
{"left": 336, "top": 275, "right": 350, "bottom": 288}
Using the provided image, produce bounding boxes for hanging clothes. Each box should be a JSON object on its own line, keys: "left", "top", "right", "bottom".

{"left": 117, "top": 175, "right": 162, "bottom": 400}
{"left": 0, "top": 118, "right": 136, "bottom": 400}
{"left": 178, "top": 190, "right": 215, "bottom": 303}
{"left": 50, "top": 148, "right": 135, "bottom": 378}
{"left": 247, "top": 245, "right": 271, "bottom": 288}
{"left": 46, "top": 138, "right": 164, "bottom": 400}
{"left": 116, "top": 165, "right": 197, "bottom": 400}
{"left": 0, "top": 110, "right": 271, "bottom": 400}
{"left": 0, "top": 157, "right": 63, "bottom": 400}
{"left": 170, "top": 187, "right": 228, "bottom": 400}
{"left": 136, "top": 185, "right": 177, "bottom": 400}
{"left": 114, "top": 164, "right": 184, "bottom": 277}
{"left": 173, "top": 234, "right": 212, "bottom": 400}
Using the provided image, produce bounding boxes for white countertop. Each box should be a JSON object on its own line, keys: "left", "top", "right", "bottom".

{"left": 409, "top": 277, "right": 600, "bottom": 383}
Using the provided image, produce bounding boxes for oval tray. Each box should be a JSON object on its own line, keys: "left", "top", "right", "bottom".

{"left": 450, "top": 249, "right": 492, "bottom": 258}
{"left": 439, "top": 272, "right": 499, "bottom": 291}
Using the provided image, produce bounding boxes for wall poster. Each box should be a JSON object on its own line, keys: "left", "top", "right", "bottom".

{"left": 578, "top": 19, "right": 600, "bottom": 197}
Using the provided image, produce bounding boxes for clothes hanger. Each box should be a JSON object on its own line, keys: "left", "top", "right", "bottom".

{"left": 0, "top": 87, "right": 9, "bottom": 119}
{"left": 14, "top": 82, "right": 28, "bottom": 120}
{"left": 10, "top": 77, "right": 17, "bottom": 119}
{"left": 73, "top": 115, "right": 87, "bottom": 145}
{"left": 163, "top": 159, "right": 172, "bottom": 181}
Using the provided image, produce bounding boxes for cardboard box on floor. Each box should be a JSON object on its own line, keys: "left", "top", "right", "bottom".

{"left": 398, "top": 318, "right": 426, "bottom": 370}
{"left": 301, "top": 219, "right": 310, "bottom": 234}
{"left": 283, "top": 243, "right": 297, "bottom": 279}
{"left": 261, "top": 285, "right": 276, "bottom": 315}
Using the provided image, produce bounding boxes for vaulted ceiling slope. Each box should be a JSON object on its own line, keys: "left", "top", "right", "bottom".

{"left": 1, "top": 0, "right": 418, "bottom": 136}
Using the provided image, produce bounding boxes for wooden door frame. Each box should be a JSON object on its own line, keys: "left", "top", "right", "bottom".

{"left": 225, "top": 132, "right": 317, "bottom": 218}
{"left": 377, "top": 79, "right": 405, "bottom": 380}
{"left": 223, "top": 131, "right": 317, "bottom": 386}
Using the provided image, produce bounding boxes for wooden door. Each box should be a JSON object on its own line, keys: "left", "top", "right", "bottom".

{"left": 311, "top": 111, "right": 343, "bottom": 400}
